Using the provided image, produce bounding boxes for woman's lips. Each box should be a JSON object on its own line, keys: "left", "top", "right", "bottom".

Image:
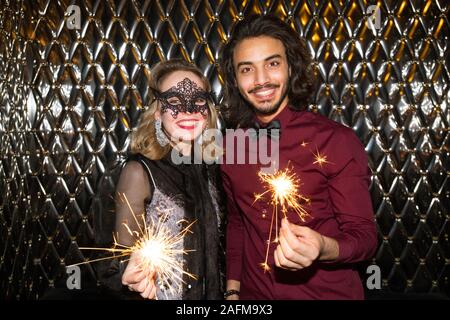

{"left": 176, "top": 119, "right": 200, "bottom": 130}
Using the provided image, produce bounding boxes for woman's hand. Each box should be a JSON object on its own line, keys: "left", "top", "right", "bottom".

{"left": 122, "top": 252, "right": 157, "bottom": 299}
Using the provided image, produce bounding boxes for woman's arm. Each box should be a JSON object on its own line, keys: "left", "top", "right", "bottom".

{"left": 114, "top": 161, "right": 157, "bottom": 299}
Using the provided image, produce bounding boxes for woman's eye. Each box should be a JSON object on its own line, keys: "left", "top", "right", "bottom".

{"left": 195, "top": 98, "right": 207, "bottom": 105}
{"left": 167, "top": 97, "right": 181, "bottom": 105}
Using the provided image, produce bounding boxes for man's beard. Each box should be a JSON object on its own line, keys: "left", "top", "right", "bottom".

{"left": 249, "top": 84, "right": 289, "bottom": 116}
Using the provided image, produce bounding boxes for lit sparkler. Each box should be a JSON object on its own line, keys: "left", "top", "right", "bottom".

{"left": 69, "top": 193, "right": 197, "bottom": 298}
{"left": 253, "top": 167, "right": 311, "bottom": 272}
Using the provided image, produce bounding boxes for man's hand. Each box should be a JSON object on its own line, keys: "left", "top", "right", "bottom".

{"left": 274, "top": 218, "right": 338, "bottom": 271}
{"left": 122, "top": 252, "right": 157, "bottom": 299}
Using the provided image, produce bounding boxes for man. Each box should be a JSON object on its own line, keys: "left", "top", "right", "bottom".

{"left": 220, "top": 15, "right": 378, "bottom": 300}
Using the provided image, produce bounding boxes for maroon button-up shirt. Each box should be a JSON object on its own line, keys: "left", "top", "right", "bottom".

{"left": 220, "top": 106, "right": 378, "bottom": 300}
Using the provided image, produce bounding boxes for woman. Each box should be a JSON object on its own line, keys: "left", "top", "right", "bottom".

{"left": 107, "top": 59, "right": 224, "bottom": 300}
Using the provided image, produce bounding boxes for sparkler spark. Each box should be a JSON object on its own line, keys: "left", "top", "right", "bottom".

{"left": 69, "top": 193, "right": 197, "bottom": 298}
{"left": 300, "top": 140, "right": 309, "bottom": 147}
{"left": 253, "top": 167, "right": 311, "bottom": 272}
{"left": 312, "top": 148, "right": 332, "bottom": 167}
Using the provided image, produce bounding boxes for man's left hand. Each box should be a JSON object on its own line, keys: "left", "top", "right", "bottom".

{"left": 274, "top": 218, "right": 325, "bottom": 271}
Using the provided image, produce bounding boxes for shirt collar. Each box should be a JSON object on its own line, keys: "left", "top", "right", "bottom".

{"left": 253, "top": 104, "right": 297, "bottom": 130}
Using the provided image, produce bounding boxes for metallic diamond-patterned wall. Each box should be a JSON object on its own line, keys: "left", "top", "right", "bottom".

{"left": 0, "top": 0, "right": 448, "bottom": 299}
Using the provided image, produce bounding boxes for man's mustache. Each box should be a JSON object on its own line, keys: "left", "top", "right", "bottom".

{"left": 248, "top": 83, "right": 279, "bottom": 94}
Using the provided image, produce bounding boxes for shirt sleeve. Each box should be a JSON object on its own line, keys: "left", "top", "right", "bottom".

{"left": 327, "top": 127, "right": 378, "bottom": 264}
{"left": 114, "top": 161, "right": 152, "bottom": 247}
{"left": 221, "top": 167, "right": 244, "bottom": 281}
{"left": 98, "top": 160, "right": 152, "bottom": 290}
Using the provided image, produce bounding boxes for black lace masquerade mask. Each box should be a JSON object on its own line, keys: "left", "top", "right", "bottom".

{"left": 152, "top": 78, "right": 212, "bottom": 119}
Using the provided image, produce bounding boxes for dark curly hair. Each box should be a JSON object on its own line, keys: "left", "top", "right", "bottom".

{"left": 220, "top": 14, "right": 316, "bottom": 128}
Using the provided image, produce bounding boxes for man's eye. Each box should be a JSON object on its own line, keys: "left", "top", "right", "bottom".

{"left": 240, "top": 67, "right": 252, "bottom": 74}
{"left": 269, "top": 61, "right": 280, "bottom": 67}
